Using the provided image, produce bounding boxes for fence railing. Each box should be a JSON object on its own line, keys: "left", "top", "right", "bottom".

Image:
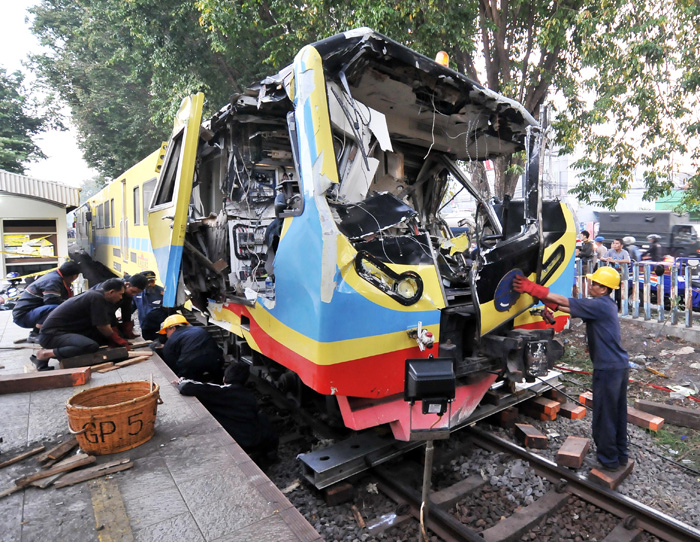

{"left": 575, "top": 259, "right": 699, "bottom": 327}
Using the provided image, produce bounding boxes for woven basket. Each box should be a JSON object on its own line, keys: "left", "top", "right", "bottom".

{"left": 66, "top": 381, "right": 161, "bottom": 455}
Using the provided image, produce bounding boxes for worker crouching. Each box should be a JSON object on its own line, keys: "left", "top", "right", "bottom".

{"left": 158, "top": 314, "right": 224, "bottom": 383}
{"left": 176, "top": 362, "right": 278, "bottom": 465}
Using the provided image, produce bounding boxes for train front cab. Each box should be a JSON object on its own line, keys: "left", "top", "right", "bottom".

{"left": 147, "top": 29, "right": 576, "bottom": 441}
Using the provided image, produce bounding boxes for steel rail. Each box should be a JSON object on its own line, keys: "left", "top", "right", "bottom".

{"left": 468, "top": 426, "right": 700, "bottom": 542}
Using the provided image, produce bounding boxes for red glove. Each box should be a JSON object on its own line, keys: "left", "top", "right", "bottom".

{"left": 513, "top": 275, "right": 550, "bottom": 299}
{"left": 119, "top": 321, "right": 138, "bottom": 339}
{"left": 108, "top": 331, "right": 132, "bottom": 351}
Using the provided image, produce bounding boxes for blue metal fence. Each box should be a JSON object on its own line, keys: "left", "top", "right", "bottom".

{"left": 575, "top": 259, "right": 700, "bottom": 327}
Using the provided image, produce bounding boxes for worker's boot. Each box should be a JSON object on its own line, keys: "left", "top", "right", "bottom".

{"left": 30, "top": 354, "right": 52, "bottom": 371}
{"left": 27, "top": 328, "right": 40, "bottom": 344}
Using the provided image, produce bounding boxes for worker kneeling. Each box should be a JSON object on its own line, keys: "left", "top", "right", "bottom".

{"left": 158, "top": 314, "right": 224, "bottom": 383}
{"left": 176, "top": 362, "right": 278, "bottom": 464}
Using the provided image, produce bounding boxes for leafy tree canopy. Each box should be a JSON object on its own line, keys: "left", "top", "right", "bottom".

{"left": 30, "top": 0, "right": 700, "bottom": 210}
{"left": 0, "top": 67, "right": 50, "bottom": 174}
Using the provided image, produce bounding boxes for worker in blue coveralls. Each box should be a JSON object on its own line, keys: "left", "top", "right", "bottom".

{"left": 13, "top": 261, "right": 82, "bottom": 343}
{"left": 132, "top": 270, "right": 167, "bottom": 340}
{"left": 158, "top": 314, "right": 224, "bottom": 382}
{"left": 513, "top": 266, "right": 629, "bottom": 472}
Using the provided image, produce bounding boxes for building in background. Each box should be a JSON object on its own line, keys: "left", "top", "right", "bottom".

{"left": 0, "top": 170, "right": 81, "bottom": 280}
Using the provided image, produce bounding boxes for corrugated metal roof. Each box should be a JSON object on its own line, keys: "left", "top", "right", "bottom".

{"left": 0, "top": 170, "right": 82, "bottom": 211}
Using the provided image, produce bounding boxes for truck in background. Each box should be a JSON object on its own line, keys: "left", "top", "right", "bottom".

{"left": 597, "top": 210, "right": 700, "bottom": 258}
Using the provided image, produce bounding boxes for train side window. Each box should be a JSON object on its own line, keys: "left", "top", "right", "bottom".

{"left": 142, "top": 178, "right": 156, "bottom": 225}
{"left": 110, "top": 199, "right": 115, "bottom": 228}
{"left": 133, "top": 186, "right": 140, "bottom": 225}
{"left": 98, "top": 203, "right": 104, "bottom": 229}
{"left": 153, "top": 131, "right": 183, "bottom": 207}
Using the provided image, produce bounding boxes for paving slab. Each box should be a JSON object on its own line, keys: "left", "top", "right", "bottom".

{"left": 0, "top": 311, "right": 321, "bottom": 542}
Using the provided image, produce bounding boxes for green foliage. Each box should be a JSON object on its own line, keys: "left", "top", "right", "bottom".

{"left": 0, "top": 68, "right": 49, "bottom": 174}
{"left": 27, "top": 0, "right": 700, "bottom": 209}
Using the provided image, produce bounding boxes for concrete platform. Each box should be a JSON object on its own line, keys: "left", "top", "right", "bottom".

{"left": 0, "top": 311, "right": 321, "bottom": 542}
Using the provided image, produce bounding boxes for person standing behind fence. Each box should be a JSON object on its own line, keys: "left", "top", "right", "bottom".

{"left": 623, "top": 236, "right": 642, "bottom": 262}
{"left": 577, "top": 230, "right": 594, "bottom": 274}
{"left": 600, "top": 239, "right": 630, "bottom": 310}
{"left": 513, "top": 267, "right": 629, "bottom": 472}
{"left": 594, "top": 236, "right": 607, "bottom": 269}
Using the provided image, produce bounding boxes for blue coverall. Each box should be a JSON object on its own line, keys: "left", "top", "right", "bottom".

{"left": 569, "top": 294, "right": 630, "bottom": 469}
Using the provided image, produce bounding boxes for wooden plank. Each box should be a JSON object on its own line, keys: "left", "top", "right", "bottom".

{"left": 559, "top": 402, "right": 587, "bottom": 420}
{"left": 324, "top": 482, "right": 353, "bottom": 505}
{"left": 589, "top": 461, "right": 635, "bottom": 490}
{"left": 514, "top": 423, "right": 548, "bottom": 449}
{"left": 129, "top": 341, "right": 151, "bottom": 350}
{"left": 14, "top": 453, "right": 95, "bottom": 488}
{"left": 54, "top": 460, "right": 133, "bottom": 488}
{"left": 430, "top": 475, "right": 485, "bottom": 509}
{"left": 481, "top": 490, "right": 570, "bottom": 542}
{"left": 35, "top": 437, "right": 77, "bottom": 463}
{"left": 90, "top": 361, "right": 115, "bottom": 371}
{"left": 627, "top": 406, "right": 664, "bottom": 432}
{"left": 0, "top": 367, "right": 91, "bottom": 394}
{"left": 30, "top": 456, "right": 77, "bottom": 488}
{"left": 0, "top": 446, "right": 45, "bottom": 469}
{"left": 634, "top": 399, "right": 700, "bottom": 430}
{"left": 114, "top": 355, "right": 151, "bottom": 368}
{"left": 59, "top": 347, "right": 128, "bottom": 369}
{"left": 556, "top": 436, "right": 590, "bottom": 468}
{"left": 97, "top": 366, "right": 120, "bottom": 374}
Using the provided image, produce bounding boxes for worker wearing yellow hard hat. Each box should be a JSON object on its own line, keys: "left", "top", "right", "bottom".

{"left": 512, "top": 266, "right": 629, "bottom": 472}
{"left": 158, "top": 314, "right": 189, "bottom": 334}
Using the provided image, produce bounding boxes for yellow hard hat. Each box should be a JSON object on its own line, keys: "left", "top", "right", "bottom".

{"left": 158, "top": 314, "right": 189, "bottom": 334}
{"left": 586, "top": 266, "right": 621, "bottom": 290}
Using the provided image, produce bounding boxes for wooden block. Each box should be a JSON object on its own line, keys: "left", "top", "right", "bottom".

{"left": 130, "top": 341, "right": 151, "bottom": 350}
{"left": 0, "top": 367, "right": 91, "bottom": 394}
{"left": 487, "top": 406, "right": 519, "bottom": 429}
{"left": 482, "top": 389, "right": 508, "bottom": 405}
{"left": 589, "top": 461, "right": 634, "bottom": 490}
{"left": 559, "top": 402, "right": 587, "bottom": 420}
{"left": 514, "top": 423, "right": 548, "bottom": 449}
{"left": 556, "top": 436, "right": 590, "bottom": 468}
{"left": 634, "top": 399, "right": 700, "bottom": 430}
{"left": 527, "top": 397, "right": 561, "bottom": 416}
{"left": 0, "top": 446, "right": 45, "bottom": 470}
{"left": 520, "top": 402, "right": 557, "bottom": 422}
{"left": 60, "top": 347, "right": 128, "bottom": 369}
{"left": 544, "top": 387, "right": 570, "bottom": 404}
{"left": 324, "top": 481, "right": 353, "bottom": 505}
{"left": 627, "top": 406, "right": 664, "bottom": 432}
{"left": 97, "top": 366, "right": 120, "bottom": 373}
{"left": 579, "top": 391, "right": 594, "bottom": 407}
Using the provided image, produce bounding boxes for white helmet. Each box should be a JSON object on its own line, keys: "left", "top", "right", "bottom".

{"left": 622, "top": 236, "right": 636, "bottom": 245}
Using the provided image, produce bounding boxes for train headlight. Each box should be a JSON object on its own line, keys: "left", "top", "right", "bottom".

{"left": 395, "top": 275, "right": 418, "bottom": 300}
{"left": 355, "top": 251, "right": 423, "bottom": 306}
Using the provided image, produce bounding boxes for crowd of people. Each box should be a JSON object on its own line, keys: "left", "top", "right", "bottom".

{"left": 13, "top": 263, "right": 278, "bottom": 464}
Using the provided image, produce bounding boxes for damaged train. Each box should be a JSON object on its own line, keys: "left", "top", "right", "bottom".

{"left": 73, "top": 28, "right": 576, "bottom": 441}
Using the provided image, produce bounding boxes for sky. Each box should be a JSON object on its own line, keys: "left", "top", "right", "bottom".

{"left": 1, "top": 1, "right": 97, "bottom": 188}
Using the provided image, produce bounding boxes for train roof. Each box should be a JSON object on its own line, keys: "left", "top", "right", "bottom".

{"left": 217, "top": 28, "right": 538, "bottom": 162}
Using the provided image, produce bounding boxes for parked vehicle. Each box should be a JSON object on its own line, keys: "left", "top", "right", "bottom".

{"left": 598, "top": 211, "right": 700, "bottom": 258}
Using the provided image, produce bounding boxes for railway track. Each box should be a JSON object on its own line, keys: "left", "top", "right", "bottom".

{"left": 361, "top": 427, "right": 700, "bottom": 541}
